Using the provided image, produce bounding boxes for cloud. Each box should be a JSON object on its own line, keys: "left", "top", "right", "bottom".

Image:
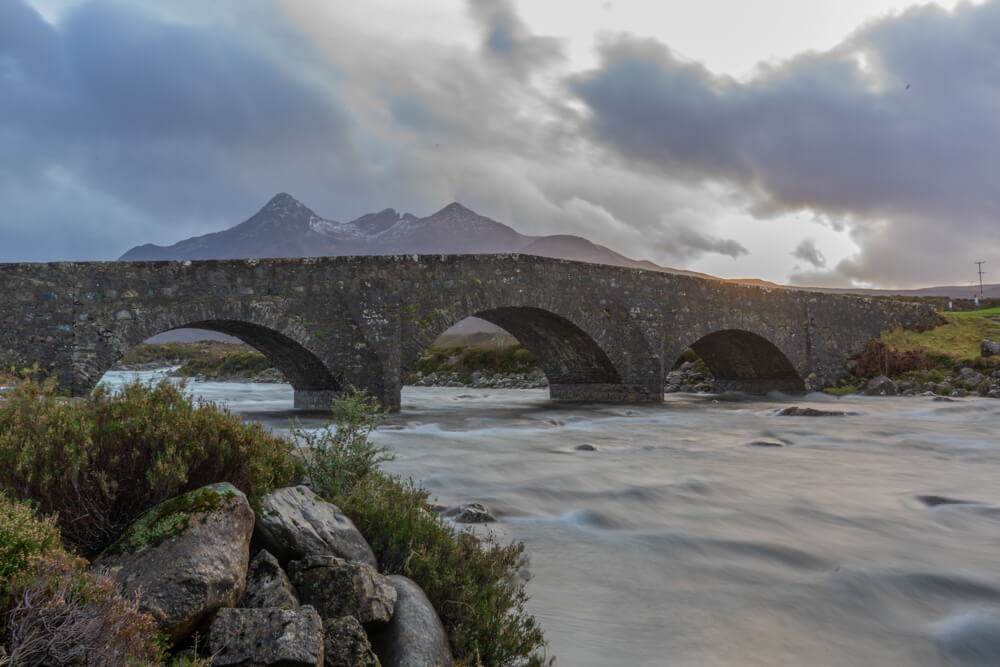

{"left": 467, "top": 0, "right": 564, "bottom": 77}
{"left": 0, "top": 0, "right": 368, "bottom": 260}
{"left": 571, "top": 2, "right": 1000, "bottom": 285}
{"left": 792, "top": 238, "right": 826, "bottom": 268}
{"left": 6, "top": 0, "right": 995, "bottom": 289}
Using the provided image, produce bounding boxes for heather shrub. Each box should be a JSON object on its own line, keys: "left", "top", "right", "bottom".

{"left": 0, "top": 378, "right": 302, "bottom": 556}
{"left": 854, "top": 340, "right": 935, "bottom": 378}
{"left": 3, "top": 550, "right": 163, "bottom": 666}
{"left": 308, "top": 392, "right": 550, "bottom": 666}
{"left": 0, "top": 493, "right": 61, "bottom": 587}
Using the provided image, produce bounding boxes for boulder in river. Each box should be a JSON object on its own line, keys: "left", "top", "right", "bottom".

{"left": 981, "top": 339, "right": 1000, "bottom": 357}
{"left": 442, "top": 502, "right": 496, "bottom": 524}
{"left": 776, "top": 406, "right": 849, "bottom": 417}
{"left": 864, "top": 375, "right": 897, "bottom": 396}
{"left": 369, "top": 575, "right": 454, "bottom": 667}
{"left": 255, "top": 485, "right": 377, "bottom": 568}
{"left": 96, "top": 483, "right": 254, "bottom": 643}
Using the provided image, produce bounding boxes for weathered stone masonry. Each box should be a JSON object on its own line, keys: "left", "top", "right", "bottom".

{"left": 0, "top": 254, "right": 937, "bottom": 411}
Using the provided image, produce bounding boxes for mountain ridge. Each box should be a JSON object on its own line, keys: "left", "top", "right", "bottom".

{"left": 118, "top": 193, "right": 716, "bottom": 279}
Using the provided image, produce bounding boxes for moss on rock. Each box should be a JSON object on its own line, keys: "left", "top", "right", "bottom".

{"left": 109, "top": 483, "right": 245, "bottom": 555}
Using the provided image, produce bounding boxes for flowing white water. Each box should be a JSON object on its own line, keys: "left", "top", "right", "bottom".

{"left": 102, "top": 371, "right": 1000, "bottom": 666}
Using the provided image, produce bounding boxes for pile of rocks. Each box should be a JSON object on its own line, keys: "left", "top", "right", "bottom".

{"left": 409, "top": 369, "right": 548, "bottom": 389}
{"left": 97, "top": 483, "right": 453, "bottom": 667}
{"left": 663, "top": 361, "right": 714, "bottom": 394}
{"left": 862, "top": 366, "right": 1000, "bottom": 398}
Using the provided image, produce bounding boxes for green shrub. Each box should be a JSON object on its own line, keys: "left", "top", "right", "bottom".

{"left": 410, "top": 344, "right": 539, "bottom": 379}
{"left": 335, "top": 476, "right": 549, "bottom": 666}
{"left": 0, "top": 493, "right": 61, "bottom": 588}
{"left": 309, "top": 392, "right": 549, "bottom": 666}
{"left": 293, "top": 388, "right": 394, "bottom": 499}
{"left": 0, "top": 378, "right": 302, "bottom": 556}
{"left": 174, "top": 351, "right": 271, "bottom": 379}
{"left": 823, "top": 384, "right": 858, "bottom": 396}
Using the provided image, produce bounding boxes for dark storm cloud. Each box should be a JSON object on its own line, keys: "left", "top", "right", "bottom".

{"left": 0, "top": 0, "right": 367, "bottom": 261}
{"left": 792, "top": 238, "right": 826, "bottom": 268}
{"left": 467, "top": 0, "right": 564, "bottom": 76}
{"left": 572, "top": 2, "right": 1000, "bottom": 285}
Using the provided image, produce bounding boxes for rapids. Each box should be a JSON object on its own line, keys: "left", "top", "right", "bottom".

{"left": 101, "top": 370, "right": 1000, "bottom": 666}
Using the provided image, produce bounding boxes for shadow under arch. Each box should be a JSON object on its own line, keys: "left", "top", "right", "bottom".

{"left": 404, "top": 305, "right": 646, "bottom": 402}
{"left": 169, "top": 320, "right": 341, "bottom": 392}
{"left": 475, "top": 307, "right": 622, "bottom": 385}
{"left": 79, "top": 304, "right": 353, "bottom": 407}
{"left": 686, "top": 329, "right": 804, "bottom": 394}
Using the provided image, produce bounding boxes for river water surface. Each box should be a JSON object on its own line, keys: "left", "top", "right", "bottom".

{"left": 102, "top": 371, "right": 1000, "bottom": 666}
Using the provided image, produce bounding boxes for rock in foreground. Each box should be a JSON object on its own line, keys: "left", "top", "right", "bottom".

{"left": 255, "top": 485, "right": 378, "bottom": 568}
{"left": 324, "top": 616, "right": 382, "bottom": 667}
{"left": 209, "top": 606, "right": 325, "bottom": 666}
{"left": 239, "top": 549, "right": 299, "bottom": 610}
{"left": 97, "top": 483, "right": 254, "bottom": 643}
{"left": 289, "top": 555, "right": 397, "bottom": 626}
{"left": 370, "top": 575, "right": 454, "bottom": 667}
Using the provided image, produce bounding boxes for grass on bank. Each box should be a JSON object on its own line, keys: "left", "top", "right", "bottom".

{"left": 0, "top": 378, "right": 549, "bottom": 665}
{"left": 409, "top": 344, "right": 539, "bottom": 383}
{"left": 878, "top": 307, "right": 1000, "bottom": 367}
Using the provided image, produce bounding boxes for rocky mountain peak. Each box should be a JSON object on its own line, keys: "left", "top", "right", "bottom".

{"left": 259, "top": 193, "right": 312, "bottom": 219}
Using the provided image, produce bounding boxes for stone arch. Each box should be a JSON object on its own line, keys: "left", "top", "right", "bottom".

{"left": 76, "top": 301, "right": 352, "bottom": 401}
{"left": 682, "top": 329, "right": 804, "bottom": 394}
{"left": 403, "top": 295, "right": 660, "bottom": 402}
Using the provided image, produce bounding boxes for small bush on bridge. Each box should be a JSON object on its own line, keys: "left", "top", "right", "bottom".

{"left": 0, "top": 378, "right": 302, "bottom": 556}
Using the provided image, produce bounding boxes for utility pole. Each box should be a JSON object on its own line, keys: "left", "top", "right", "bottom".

{"left": 975, "top": 260, "right": 986, "bottom": 305}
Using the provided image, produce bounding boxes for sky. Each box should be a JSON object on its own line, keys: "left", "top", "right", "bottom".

{"left": 2, "top": 0, "right": 998, "bottom": 289}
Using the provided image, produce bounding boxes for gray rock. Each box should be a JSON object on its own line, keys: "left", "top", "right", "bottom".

{"left": 934, "top": 382, "right": 953, "bottom": 395}
{"left": 256, "top": 485, "right": 377, "bottom": 568}
{"left": 958, "top": 367, "right": 986, "bottom": 387}
{"left": 370, "top": 576, "right": 453, "bottom": 667}
{"left": 981, "top": 339, "right": 1000, "bottom": 357}
{"left": 324, "top": 616, "right": 381, "bottom": 667}
{"left": 442, "top": 502, "right": 496, "bottom": 524}
{"left": 864, "top": 375, "right": 897, "bottom": 396}
{"left": 96, "top": 483, "right": 254, "bottom": 643}
{"left": 775, "top": 406, "right": 848, "bottom": 417}
{"left": 239, "top": 549, "right": 298, "bottom": 610}
{"left": 209, "top": 606, "right": 324, "bottom": 666}
{"left": 288, "top": 555, "right": 396, "bottom": 626}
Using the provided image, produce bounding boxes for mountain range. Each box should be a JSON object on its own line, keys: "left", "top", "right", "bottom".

{"left": 120, "top": 193, "right": 708, "bottom": 278}
{"left": 121, "top": 193, "right": 999, "bottom": 300}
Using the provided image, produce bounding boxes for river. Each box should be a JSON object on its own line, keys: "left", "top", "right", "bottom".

{"left": 101, "top": 370, "right": 1000, "bottom": 666}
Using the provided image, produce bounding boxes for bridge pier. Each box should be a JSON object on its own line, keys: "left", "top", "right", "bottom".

{"left": 549, "top": 383, "right": 662, "bottom": 403}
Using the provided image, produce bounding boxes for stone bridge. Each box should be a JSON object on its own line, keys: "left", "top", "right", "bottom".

{"left": 0, "top": 254, "right": 937, "bottom": 411}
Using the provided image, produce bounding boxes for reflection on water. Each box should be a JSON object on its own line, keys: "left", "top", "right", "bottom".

{"left": 101, "top": 371, "right": 1000, "bottom": 666}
